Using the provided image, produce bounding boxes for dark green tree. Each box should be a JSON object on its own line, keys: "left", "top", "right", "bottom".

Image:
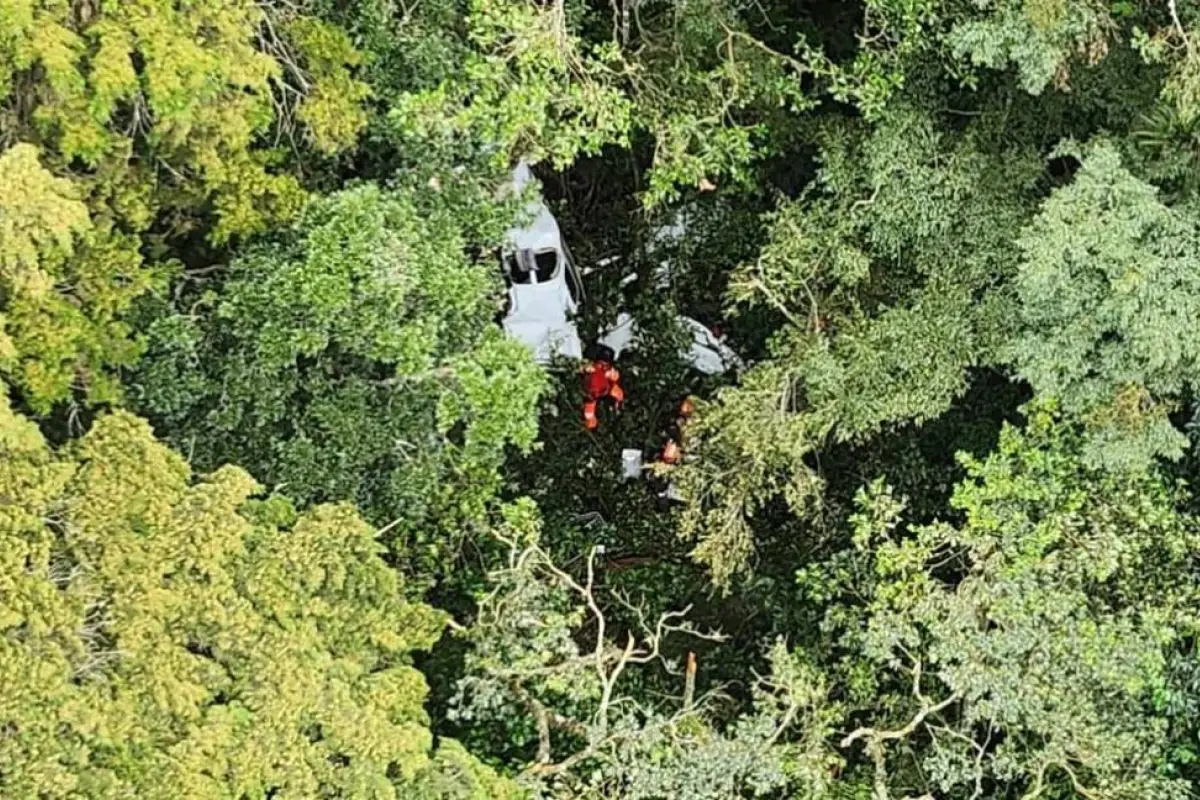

{"left": 796, "top": 404, "right": 1200, "bottom": 798}
{"left": 131, "top": 180, "right": 546, "bottom": 569}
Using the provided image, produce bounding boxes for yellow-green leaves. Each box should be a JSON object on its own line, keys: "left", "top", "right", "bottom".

{"left": 0, "top": 381, "right": 516, "bottom": 798}
{"left": 0, "top": 143, "right": 88, "bottom": 274}
{"left": 0, "top": 143, "right": 146, "bottom": 410}
{"left": 288, "top": 16, "right": 372, "bottom": 154}
{"left": 0, "top": 0, "right": 376, "bottom": 412}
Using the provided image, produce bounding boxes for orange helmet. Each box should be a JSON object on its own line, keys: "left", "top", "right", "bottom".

{"left": 679, "top": 398, "right": 695, "bottom": 418}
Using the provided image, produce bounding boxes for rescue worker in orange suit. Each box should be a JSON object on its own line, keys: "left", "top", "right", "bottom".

{"left": 647, "top": 396, "right": 695, "bottom": 508}
{"left": 581, "top": 357, "right": 625, "bottom": 431}
{"left": 660, "top": 397, "right": 695, "bottom": 464}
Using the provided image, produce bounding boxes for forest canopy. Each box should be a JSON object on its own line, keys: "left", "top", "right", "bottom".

{"left": 7, "top": 0, "right": 1200, "bottom": 798}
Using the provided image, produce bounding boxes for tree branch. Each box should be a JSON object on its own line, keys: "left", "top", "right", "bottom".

{"left": 1170, "top": 0, "right": 1193, "bottom": 58}
{"left": 840, "top": 690, "right": 962, "bottom": 749}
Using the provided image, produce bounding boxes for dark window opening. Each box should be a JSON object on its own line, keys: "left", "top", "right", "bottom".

{"left": 504, "top": 252, "right": 533, "bottom": 284}
{"left": 534, "top": 249, "right": 558, "bottom": 282}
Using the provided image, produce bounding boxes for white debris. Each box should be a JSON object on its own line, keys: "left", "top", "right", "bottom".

{"left": 598, "top": 312, "right": 742, "bottom": 375}
{"left": 621, "top": 448, "right": 643, "bottom": 480}
{"left": 495, "top": 167, "right": 743, "bottom": 375}
{"left": 499, "top": 161, "right": 584, "bottom": 364}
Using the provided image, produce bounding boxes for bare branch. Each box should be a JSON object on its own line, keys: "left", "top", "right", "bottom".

{"left": 841, "top": 690, "right": 962, "bottom": 749}
{"left": 1170, "top": 0, "right": 1193, "bottom": 57}
{"left": 839, "top": 661, "right": 962, "bottom": 798}
{"left": 683, "top": 651, "right": 697, "bottom": 712}
{"left": 501, "top": 539, "right": 729, "bottom": 778}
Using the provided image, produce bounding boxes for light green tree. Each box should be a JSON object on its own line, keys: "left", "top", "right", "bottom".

{"left": 0, "top": 382, "right": 520, "bottom": 798}
{"left": 0, "top": 143, "right": 144, "bottom": 411}
{"left": 0, "top": 0, "right": 371, "bottom": 410}
{"left": 1009, "top": 139, "right": 1200, "bottom": 469}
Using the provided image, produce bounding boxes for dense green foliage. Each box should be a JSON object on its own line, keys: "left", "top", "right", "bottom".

{"left": 10, "top": 0, "right": 1200, "bottom": 797}
{"left": 1009, "top": 140, "right": 1200, "bottom": 470}
{"left": 130, "top": 181, "right": 546, "bottom": 570}
{"left": 0, "top": 0, "right": 371, "bottom": 411}
{"left": 0, "top": 386, "right": 516, "bottom": 798}
{"left": 805, "top": 405, "right": 1200, "bottom": 797}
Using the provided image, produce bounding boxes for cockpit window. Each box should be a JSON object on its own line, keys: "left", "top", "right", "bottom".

{"left": 533, "top": 249, "right": 558, "bottom": 282}
{"left": 503, "top": 252, "right": 533, "bottom": 284}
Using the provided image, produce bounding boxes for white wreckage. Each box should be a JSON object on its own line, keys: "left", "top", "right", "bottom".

{"left": 499, "top": 162, "right": 586, "bottom": 363}
{"left": 499, "top": 162, "right": 740, "bottom": 375}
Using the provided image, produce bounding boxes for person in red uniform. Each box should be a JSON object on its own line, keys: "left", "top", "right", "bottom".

{"left": 660, "top": 397, "right": 695, "bottom": 463}
{"left": 581, "top": 356, "right": 624, "bottom": 431}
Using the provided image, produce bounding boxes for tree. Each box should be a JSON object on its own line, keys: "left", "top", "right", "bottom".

{"left": 390, "top": 0, "right": 815, "bottom": 205}
{"left": 0, "top": 381, "right": 519, "bottom": 798}
{"left": 17, "top": 0, "right": 1200, "bottom": 795}
{"left": 446, "top": 500, "right": 842, "bottom": 798}
{"left": 0, "top": 143, "right": 145, "bottom": 412}
{"left": 797, "top": 404, "right": 1200, "bottom": 799}
{"left": 1009, "top": 139, "right": 1200, "bottom": 470}
{"left": 670, "top": 105, "right": 1043, "bottom": 584}
{"left": 795, "top": 0, "right": 1128, "bottom": 114}
{"left": 0, "top": 0, "right": 369, "bottom": 234}
{"left": 0, "top": 0, "right": 371, "bottom": 411}
{"left": 130, "top": 180, "right": 547, "bottom": 571}
{"left": 943, "top": 0, "right": 1116, "bottom": 94}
